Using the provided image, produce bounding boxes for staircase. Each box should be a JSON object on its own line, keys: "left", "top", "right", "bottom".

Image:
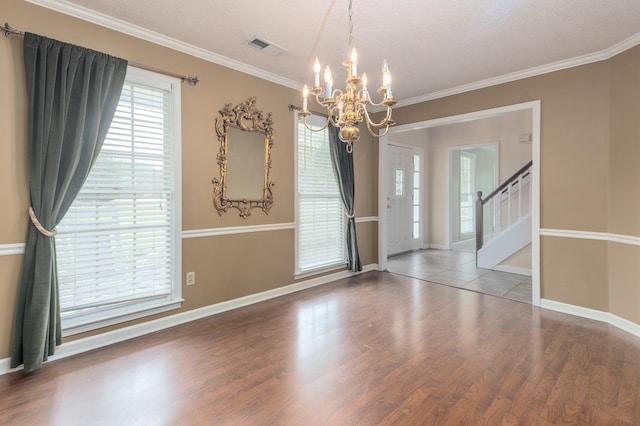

{"left": 475, "top": 161, "right": 532, "bottom": 270}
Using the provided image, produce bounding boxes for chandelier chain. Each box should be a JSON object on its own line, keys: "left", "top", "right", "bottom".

{"left": 348, "top": 0, "right": 353, "bottom": 52}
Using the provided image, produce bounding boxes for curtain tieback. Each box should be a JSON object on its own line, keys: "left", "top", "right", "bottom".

{"left": 345, "top": 210, "right": 355, "bottom": 219}
{"left": 28, "top": 206, "right": 57, "bottom": 237}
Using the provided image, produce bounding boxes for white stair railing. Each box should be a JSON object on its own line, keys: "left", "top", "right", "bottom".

{"left": 476, "top": 160, "right": 532, "bottom": 251}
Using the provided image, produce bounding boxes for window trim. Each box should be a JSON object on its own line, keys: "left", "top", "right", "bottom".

{"left": 459, "top": 151, "right": 476, "bottom": 239}
{"left": 61, "top": 66, "right": 183, "bottom": 337}
{"left": 412, "top": 153, "right": 421, "bottom": 241}
{"left": 293, "top": 112, "right": 346, "bottom": 277}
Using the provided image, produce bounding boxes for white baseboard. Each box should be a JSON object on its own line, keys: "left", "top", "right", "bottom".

{"left": 450, "top": 239, "right": 475, "bottom": 253}
{"left": 424, "top": 244, "right": 448, "bottom": 250}
{"left": 1, "top": 263, "right": 378, "bottom": 375}
{"left": 609, "top": 313, "right": 640, "bottom": 337}
{"left": 540, "top": 299, "right": 640, "bottom": 338}
{"left": 492, "top": 265, "right": 532, "bottom": 276}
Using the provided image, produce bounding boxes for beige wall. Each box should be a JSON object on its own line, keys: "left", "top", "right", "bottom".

{"left": 608, "top": 46, "right": 640, "bottom": 324}
{"left": 2, "top": 0, "right": 640, "bottom": 361}
{"left": 0, "top": 0, "right": 378, "bottom": 357}
{"left": 391, "top": 45, "right": 640, "bottom": 322}
{"left": 392, "top": 63, "right": 611, "bottom": 234}
{"left": 500, "top": 244, "right": 532, "bottom": 271}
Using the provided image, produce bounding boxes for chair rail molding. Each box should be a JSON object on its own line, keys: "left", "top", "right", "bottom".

{"left": 0, "top": 243, "right": 26, "bottom": 256}
{"left": 182, "top": 222, "right": 295, "bottom": 239}
{"left": 540, "top": 228, "right": 640, "bottom": 246}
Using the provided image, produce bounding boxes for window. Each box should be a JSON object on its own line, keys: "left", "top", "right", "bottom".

{"left": 395, "top": 169, "right": 404, "bottom": 195}
{"left": 56, "top": 68, "right": 182, "bottom": 335}
{"left": 412, "top": 154, "right": 421, "bottom": 239}
{"left": 459, "top": 151, "right": 476, "bottom": 237}
{"left": 295, "top": 113, "right": 344, "bottom": 273}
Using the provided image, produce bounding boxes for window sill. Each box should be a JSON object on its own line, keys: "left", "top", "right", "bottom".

{"left": 62, "top": 299, "right": 184, "bottom": 337}
{"left": 294, "top": 263, "right": 346, "bottom": 280}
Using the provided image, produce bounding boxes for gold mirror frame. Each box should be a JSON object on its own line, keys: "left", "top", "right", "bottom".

{"left": 212, "top": 97, "right": 275, "bottom": 218}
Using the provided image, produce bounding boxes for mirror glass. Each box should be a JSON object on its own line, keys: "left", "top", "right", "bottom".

{"left": 226, "top": 127, "right": 266, "bottom": 200}
{"left": 212, "top": 97, "right": 274, "bottom": 218}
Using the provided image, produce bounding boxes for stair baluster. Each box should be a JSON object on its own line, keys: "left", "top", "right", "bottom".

{"left": 475, "top": 160, "right": 533, "bottom": 264}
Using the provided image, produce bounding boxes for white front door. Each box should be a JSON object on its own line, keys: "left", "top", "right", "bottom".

{"left": 387, "top": 145, "right": 414, "bottom": 255}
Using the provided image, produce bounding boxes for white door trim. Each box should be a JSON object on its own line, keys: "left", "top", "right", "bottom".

{"left": 448, "top": 142, "right": 499, "bottom": 248}
{"left": 385, "top": 142, "right": 426, "bottom": 253}
{"left": 378, "top": 100, "right": 541, "bottom": 307}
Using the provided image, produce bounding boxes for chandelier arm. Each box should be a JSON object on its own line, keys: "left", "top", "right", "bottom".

{"left": 302, "top": 114, "right": 332, "bottom": 132}
{"left": 362, "top": 105, "right": 393, "bottom": 128}
{"left": 315, "top": 89, "right": 344, "bottom": 106}
{"left": 364, "top": 119, "right": 392, "bottom": 138}
{"left": 364, "top": 97, "right": 390, "bottom": 108}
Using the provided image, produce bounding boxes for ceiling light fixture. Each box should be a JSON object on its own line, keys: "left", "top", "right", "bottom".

{"left": 298, "top": 0, "right": 396, "bottom": 152}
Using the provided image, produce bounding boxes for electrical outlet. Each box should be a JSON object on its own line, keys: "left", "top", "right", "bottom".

{"left": 186, "top": 272, "right": 195, "bottom": 286}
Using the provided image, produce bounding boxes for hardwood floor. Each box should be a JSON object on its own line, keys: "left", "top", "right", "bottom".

{"left": 1, "top": 271, "right": 639, "bottom": 425}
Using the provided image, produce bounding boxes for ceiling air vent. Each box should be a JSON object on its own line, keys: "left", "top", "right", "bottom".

{"left": 246, "top": 36, "right": 286, "bottom": 56}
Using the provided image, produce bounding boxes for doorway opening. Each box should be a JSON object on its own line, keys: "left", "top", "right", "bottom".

{"left": 378, "top": 101, "right": 540, "bottom": 306}
{"left": 449, "top": 143, "right": 498, "bottom": 253}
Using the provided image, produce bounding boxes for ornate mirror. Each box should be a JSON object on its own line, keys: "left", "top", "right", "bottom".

{"left": 212, "top": 97, "right": 275, "bottom": 218}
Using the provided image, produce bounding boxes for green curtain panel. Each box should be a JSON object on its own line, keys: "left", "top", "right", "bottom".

{"left": 328, "top": 126, "right": 362, "bottom": 272}
{"left": 10, "top": 33, "right": 127, "bottom": 372}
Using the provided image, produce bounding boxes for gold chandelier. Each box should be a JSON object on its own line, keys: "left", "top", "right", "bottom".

{"left": 298, "top": 0, "right": 396, "bottom": 153}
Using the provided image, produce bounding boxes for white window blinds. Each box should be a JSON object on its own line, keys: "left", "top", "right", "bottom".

{"left": 56, "top": 70, "right": 181, "bottom": 331}
{"left": 296, "top": 114, "right": 344, "bottom": 272}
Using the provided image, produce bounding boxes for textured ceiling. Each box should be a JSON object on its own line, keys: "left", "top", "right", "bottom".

{"left": 56, "top": 0, "right": 640, "bottom": 104}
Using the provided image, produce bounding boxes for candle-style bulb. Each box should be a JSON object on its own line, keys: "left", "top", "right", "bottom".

{"left": 384, "top": 71, "right": 393, "bottom": 99}
{"left": 361, "top": 72, "right": 368, "bottom": 100}
{"left": 324, "top": 66, "right": 333, "bottom": 97}
{"left": 350, "top": 47, "right": 358, "bottom": 76}
{"left": 382, "top": 59, "right": 389, "bottom": 74}
{"left": 302, "top": 84, "right": 309, "bottom": 110}
{"left": 324, "top": 66, "right": 332, "bottom": 83}
{"left": 383, "top": 72, "right": 392, "bottom": 87}
{"left": 313, "top": 58, "right": 321, "bottom": 87}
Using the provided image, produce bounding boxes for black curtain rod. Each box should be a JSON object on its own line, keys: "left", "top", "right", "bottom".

{"left": 288, "top": 104, "right": 329, "bottom": 118}
{"left": 3, "top": 22, "right": 200, "bottom": 85}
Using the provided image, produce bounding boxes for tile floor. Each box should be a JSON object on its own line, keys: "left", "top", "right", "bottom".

{"left": 387, "top": 249, "right": 532, "bottom": 304}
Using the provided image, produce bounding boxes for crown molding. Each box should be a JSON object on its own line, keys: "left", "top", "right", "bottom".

{"left": 396, "top": 31, "right": 640, "bottom": 109}
{"left": 396, "top": 51, "right": 609, "bottom": 108}
{"left": 605, "top": 31, "right": 640, "bottom": 58}
{"left": 25, "top": 0, "right": 301, "bottom": 90}
{"left": 25, "top": 1, "right": 640, "bottom": 107}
